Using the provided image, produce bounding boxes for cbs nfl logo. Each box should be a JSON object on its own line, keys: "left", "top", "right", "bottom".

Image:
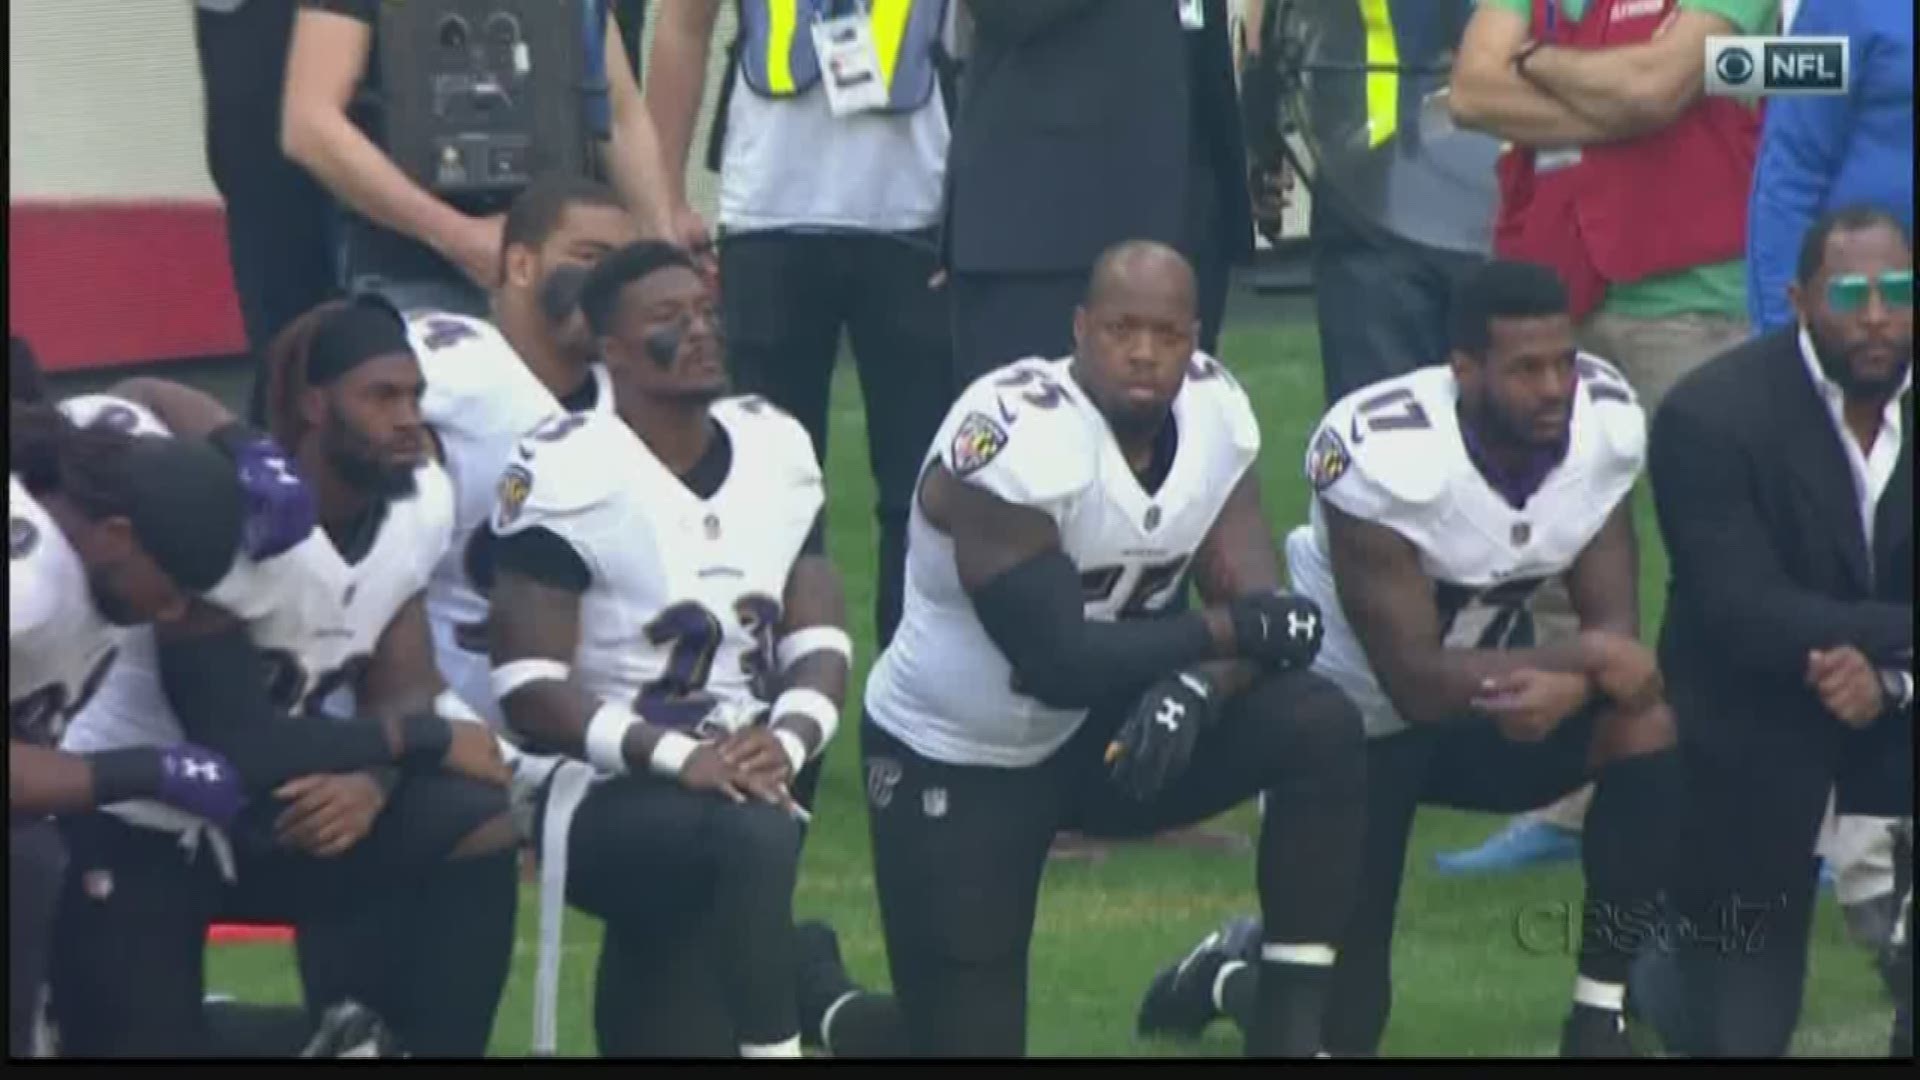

{"left": 1706, "top": 36, "right": 1848, "bottom": 97}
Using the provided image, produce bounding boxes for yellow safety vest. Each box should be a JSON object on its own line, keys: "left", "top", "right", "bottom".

{"left": 736, "top": 0, "right": 948, "bottom": 112}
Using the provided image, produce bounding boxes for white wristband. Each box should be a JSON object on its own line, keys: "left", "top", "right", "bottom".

{"left": 776, "top": 626, "right": 853, "bottom": 671}
{"left": 492, "top": 659, "right": 571, "bottom": 701}
{"left": 771, "top": 688, "right": 840, "bottom": 758}
{"left": 648, "top": 731, "right": 700, "bottom": 779}
{"left": 772, "top": 728, "right": 809, "bottom": 777}
{"left": 583, "top": 704, "right": 638, "bottom": 775}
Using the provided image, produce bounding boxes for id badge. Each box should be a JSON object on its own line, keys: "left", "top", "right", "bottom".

{"left": 1177, "top": 0, "right": 1205, "bottom": 31}
{"left": 812, "top": 12, "right": 889, "bottom": 117}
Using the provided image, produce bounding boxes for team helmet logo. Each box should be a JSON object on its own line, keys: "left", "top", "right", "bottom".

{"left": 1306, "top": 426, "right": 1351, "bottom": 492}
{"left": 949, "top": 412, "right": 1010, "bottom": 478}
{"left": 496, "top": 465, "right": 534, "bottom": 528}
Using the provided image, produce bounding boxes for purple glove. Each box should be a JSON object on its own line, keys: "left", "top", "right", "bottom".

{"left": 213, "top": 425, "right": 317, "bottom": 561}
{"left": 154, "top": 745, "right": 247, "bottom": 829}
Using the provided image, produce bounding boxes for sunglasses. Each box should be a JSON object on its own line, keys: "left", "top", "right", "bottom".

{"left": 1826, "top": 270, "right": 1914, "bottom": 313}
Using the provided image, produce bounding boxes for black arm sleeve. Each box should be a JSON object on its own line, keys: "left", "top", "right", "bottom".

{"left": 800, "top": 513, "right": 826, "bottom": 558}
{"left": 969, "top": 549, "right": 1215, "bottom": 710}
{"left": 156, "top": 625, "right": 399, "bottom": 792}
{"left": 487, "top": 526, "right": 592, "bottom": 594}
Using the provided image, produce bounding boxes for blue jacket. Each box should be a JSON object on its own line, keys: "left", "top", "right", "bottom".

{"left": 1748, "top": 0, "right": 1913, "bottom": 332}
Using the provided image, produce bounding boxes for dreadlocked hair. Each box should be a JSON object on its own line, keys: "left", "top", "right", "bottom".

{"left": 10, "top": 400, "right": 143, "bottom": 519}
{"left": 261, "top": 299, "right": 358, "bottom": 452}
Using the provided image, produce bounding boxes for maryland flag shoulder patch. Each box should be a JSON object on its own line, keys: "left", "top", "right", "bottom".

{"left": 949, "top": 411, "right": 1010, "bottom": 478}
{"left": 495, "top": 464, "right": 534, "bottom": 529}
{"left": 1306, "top": 425, "right": 1351, "bottom": 492}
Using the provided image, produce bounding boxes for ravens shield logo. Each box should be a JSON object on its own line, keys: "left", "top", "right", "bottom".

{"left": 949, "top": 412, "right": 1009, "bottom": 478}
{"left": 1306, "top": 426, "right": 1351, "bottom": 492}
{"left": 495, "top": 465, "right": 533, "bottom": 529}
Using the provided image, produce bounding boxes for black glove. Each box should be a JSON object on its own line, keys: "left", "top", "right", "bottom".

{"left": 1105, "top": 670, "right": 1219, "bottom": 802}
{"left": 1228, "top": 592, "right": 1325, "bottom": 671}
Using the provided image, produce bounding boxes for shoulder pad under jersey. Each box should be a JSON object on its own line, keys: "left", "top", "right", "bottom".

{"left": 1574, "top": 352, "right": 1648, "bottom": 473}
{"left": 59, "top": 394, "right": 172, "bottom": 438}
{"left": 713, "top": 394, "right": 824, "bottom": 491}
{"left": 409, "top": 313, "right": 537, "bottom": 419}
{"left": 492, "top": 410, "right": 626, "bottom": 537}
{"left": 405, "top": 459, "right": 459, "bottom": 571}
{"left": 939, "top": 357, "right": 1096, "bottom": 510}
{"left": 1183, "top": 352, "right": 1262, "bottom": 458}
{"left": 1307, "top": 368, "right": 1456, "bottom": 523}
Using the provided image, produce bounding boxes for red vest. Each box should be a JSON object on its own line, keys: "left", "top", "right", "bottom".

{"left": 1492, "top": 0, "right": 1761, "bottom": 319}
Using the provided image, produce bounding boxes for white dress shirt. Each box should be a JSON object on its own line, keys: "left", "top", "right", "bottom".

{"left": 1798, "top": 327, "right": 1912, "bottom": 560}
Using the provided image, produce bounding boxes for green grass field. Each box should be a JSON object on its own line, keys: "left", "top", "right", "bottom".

{"left": 72, "top": 308, "right": 1890, "bottom": 1057}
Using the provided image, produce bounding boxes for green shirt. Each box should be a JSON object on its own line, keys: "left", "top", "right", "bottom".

{"left": 1476, "top": 0, "right": 1779, "bottom": 319}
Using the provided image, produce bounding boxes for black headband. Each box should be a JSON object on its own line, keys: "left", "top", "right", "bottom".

{"left": 307, "top": 302, "right": 413, "bottom": 387}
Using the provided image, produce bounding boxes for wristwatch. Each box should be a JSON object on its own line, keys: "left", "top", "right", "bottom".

{"left": 1878, "top": 668, "right": 1916, "bottom": 713}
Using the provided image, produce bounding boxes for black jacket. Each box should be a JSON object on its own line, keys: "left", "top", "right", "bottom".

{"left": 946, "top": 0, "right": 1252, "bottom": 274}
{"left": 1650, "top": 328, "right": 1912, "bottom": 815}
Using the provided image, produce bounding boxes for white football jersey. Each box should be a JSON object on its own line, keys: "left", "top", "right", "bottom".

{"left": 409, "top": 310, "right": 615, "bottom": 728}
{"left": 865, "top": 353, "right": 1262, "bottom": 769}
{"left": 10, "top": 476, "right": 123, "bottom": 748}
{"left": 492, "top": 398, "right": 823, "bottom": 741}
{"left": 1285, "top": 359, "right": 1646, "bottom": 737}
{"left": 58, "top": 395, "right": 455, "bottom": 743}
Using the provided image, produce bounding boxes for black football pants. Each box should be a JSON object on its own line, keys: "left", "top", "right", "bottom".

{"left": 863, "top": 670, "right": 1366, "bottom": 1056}
{"left": 50, "top": 772, "right": 516, "bottom": 1057}
{"left": 11, "top": 818, "right": 67, "bottom": 1057}
{"left": 537, "top": 773, "right": 805, "bottom": 1056}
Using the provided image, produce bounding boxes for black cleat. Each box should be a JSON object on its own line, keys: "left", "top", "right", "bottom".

{"left": 1136, "top": 915, "right": 1262, "bottom": 1041}
{"left": 1561, "top": 1005, "right": 1637, "bottom": 1058}
{"left": 796, "top": 921, "right": 859, "bottom": 1053}
{"left": 301, "top": 1000, "right": 400, "bottom": 1058}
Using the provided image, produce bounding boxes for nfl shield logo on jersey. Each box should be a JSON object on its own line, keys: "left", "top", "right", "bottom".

{"left": 949, "top": 412, "right": 1009, "bottom": 478}
{"left": 1144, "top": 505, "right": 1162, "bottom": 532}
{"left": 496, "top": 465, "right": 533, "bottom": 529}
{"left": 1511, "top": 522, "right": 1532, "bottom": 547}
{"left": 1306, "top": 426, "right": 1351, "bottom": 492}
{"left": 704, "top": 513, "right": 721, "bottom": 540}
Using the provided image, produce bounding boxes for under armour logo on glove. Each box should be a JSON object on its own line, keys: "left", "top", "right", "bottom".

{"left": 156, "top": 744, "right": 246, "bottom": 829}
{"left": 214, "top": 425, "right": 318, "bottom": 561}
{"left": 1229, "top": 592, "right": 1326, "bottom": 671}
{"left": 1107, "top": 670, "right": 1217, "bottom": 802}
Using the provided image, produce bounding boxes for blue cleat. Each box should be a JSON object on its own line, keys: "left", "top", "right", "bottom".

{"left": 1432, "top": 820, "right": 1581, "bottom": 876}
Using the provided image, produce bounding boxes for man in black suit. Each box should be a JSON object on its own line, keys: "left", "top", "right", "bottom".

{"left": 947, "top": 0, "right": 1253, "bottom": 383}
{"left": 1649, "top": 205, "right": 1914, "bottom": 1057}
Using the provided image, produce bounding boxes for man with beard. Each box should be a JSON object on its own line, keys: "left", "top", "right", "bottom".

{"left": 406, "top": 173, "right": 640, "bottom": 733}
{"left": 1648, "top": 206, "right": 1912, "bottom": 1057}
{"left": 1138, "top": 259, "right": 1682, "bottom": 1056}
{"left": 861, "top": 241, "right": 1359, "bottom": 1058}
{"left": 11, "top": 405, "right": 252, "bottom": 1056}
{"left": 486, "top": 242, "right": 852, "bottom": 1056}
{"left": 49, "top": 302, "right": 516, "bottom": 1058}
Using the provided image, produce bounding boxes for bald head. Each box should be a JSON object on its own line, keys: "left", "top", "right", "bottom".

{"left": 1086, "top": 240, "right": 1198, "bottom": 315}
{"left": 1071, "top": 241, "right": 1202, "bottom": 444}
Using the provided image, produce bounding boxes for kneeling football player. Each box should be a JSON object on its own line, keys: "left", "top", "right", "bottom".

{"left": 861, "top": 241, "right": 1367, "bottom": 1058}
{"left": 1139, "top": 260, "right": 1680, "bottom": 1057}
{"left": 487, "top": 243, "right": 859, "bottom": 1057}
{"left": 49, "top": 302, "right": 516, "bottom": 1058}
